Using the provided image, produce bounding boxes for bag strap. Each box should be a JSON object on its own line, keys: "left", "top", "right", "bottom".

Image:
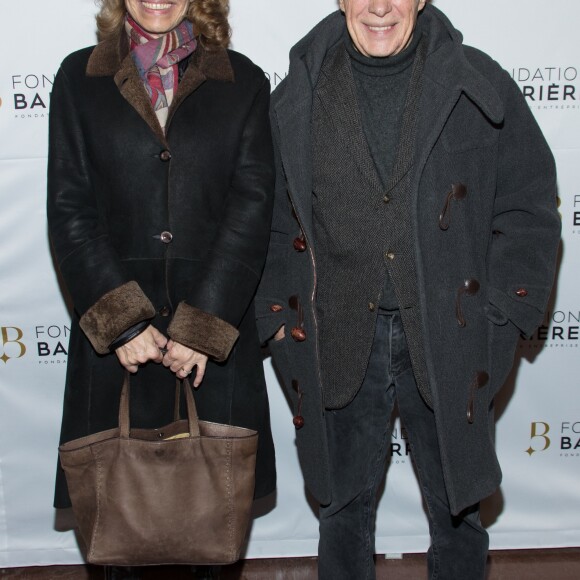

{"left": 119, "top": 371, "right": 131, "bottom": 438}
{"left": 174, "top": 380, "right": 181, "bottom": 421}
{"left": 182, "top": 377, "right": 201, "bottom": 438}
{"left": 119, "top": 371, "right": 201, "bottom": 438}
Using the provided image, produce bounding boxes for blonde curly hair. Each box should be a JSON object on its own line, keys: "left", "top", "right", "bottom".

{"left": 96, "top": 0, "right": 230, "bottom": 48}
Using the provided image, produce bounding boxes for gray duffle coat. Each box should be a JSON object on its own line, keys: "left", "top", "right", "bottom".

{"left": 255, "top": 6, "right": 560, "bottom": 515}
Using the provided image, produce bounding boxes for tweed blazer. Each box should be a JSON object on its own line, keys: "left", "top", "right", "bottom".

{"left": 311, "top": 39, "right": 431, "bottom": 409}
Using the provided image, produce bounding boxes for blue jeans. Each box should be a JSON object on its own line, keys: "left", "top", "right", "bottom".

{"left": 318, "top": 313, "right": 488, "bottom": 580}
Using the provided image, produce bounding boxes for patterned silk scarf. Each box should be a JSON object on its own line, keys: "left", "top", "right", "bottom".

{"left": 125, "top": 15, "right": 197, "bottom": 130}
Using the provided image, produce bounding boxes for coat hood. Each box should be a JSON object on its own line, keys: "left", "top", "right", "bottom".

{"left": 286, "top": 5, "right": 460, "bottom": 89}
{"left": 277, "top": 4, "right": 503, "bottom": 124}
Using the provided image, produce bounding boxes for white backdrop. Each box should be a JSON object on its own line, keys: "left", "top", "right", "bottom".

{"left": 1, "top": 0, "right": 579, "bottom": 567}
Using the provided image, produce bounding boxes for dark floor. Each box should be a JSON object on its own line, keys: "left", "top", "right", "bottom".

{"left": 1, "top": 549, "right": 580, "bottom": 579}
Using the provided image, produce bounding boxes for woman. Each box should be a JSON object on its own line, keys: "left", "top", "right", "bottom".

{"left": 47, "top": 0, "right": 275, "bottom": 575}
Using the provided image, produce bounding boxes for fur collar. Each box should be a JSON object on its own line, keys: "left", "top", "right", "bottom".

{"left": 85, "top": 31, "right": 234, "bottom": 144}
{"left": 86, "top": 31, "right": 234, "bottom": 82}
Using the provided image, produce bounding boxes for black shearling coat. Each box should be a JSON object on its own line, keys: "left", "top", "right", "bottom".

{"left": 255, "top": 6, "right": 560, "bottom": 515}
{"left": 48, "top": 33, "right": 276, "bottom": 507}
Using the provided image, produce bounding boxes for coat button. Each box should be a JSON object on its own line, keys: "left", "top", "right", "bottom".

{"left": 293, "top": 415, "right": 305, "bottom": 429}
{"left": 293, "top": 236, "right": 307, "bottom": 252}
{"left": 383, "top": 195, "right": 390, "bottom": 204}
{"left": 291, "top": 327, "right": 307, "bottom": 342}
{"left": 476, "top": 371, "right": 489, "bottom": 388}
{"left": 452, "top": 183, "right": 468, "bottom": 199}
{"left": 160, "top": 150, "right": 172, "bottom": 162}
{"left": 385, "top": 251, "right": 395, "bottom": 260}
{"left": 159, "top": 306, "right": 171, "bottom": 317}
{"left": 270, "top": 304, "right": 283, "bottom": 312}
{"left": 463, "top": 278, "right": 480, "bottom": 295}
{"left": 515, "top": 288, "right": 528, "bottom": 297}
{"left": 160, "top": 231, "right": 173, "bottom": 244}
{"left": 368, "top": 302, "right": 376, "bottom": 312}
{"left": 467, "top": 401, "right": 475, "bottom": 424}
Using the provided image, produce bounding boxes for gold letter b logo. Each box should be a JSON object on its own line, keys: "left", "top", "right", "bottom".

{"left": 526, "top": 422, "right": 551, "bottom": 456}
{"left": 1, "top": 327, "right": 26, "bottom": 363}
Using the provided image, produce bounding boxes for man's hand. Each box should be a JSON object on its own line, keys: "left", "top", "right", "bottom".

{"left": 115, "top": 325, "right": 167, "bottom": 373}
{"left": 163, "top": 340, "right": 209, "bottom": 387}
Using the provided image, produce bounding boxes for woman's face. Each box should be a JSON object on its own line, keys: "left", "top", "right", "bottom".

{"left": 125, "top": 0, "right": 191, "bottom": 35}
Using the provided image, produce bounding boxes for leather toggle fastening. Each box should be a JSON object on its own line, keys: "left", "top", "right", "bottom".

{"left": 292, "top": 380, "right": 305, "bottom": 429}
{"left": 293, "top": 234, "right": 307, "bottom": 252}
{"left": 439, "top": 182, "right": 468, "bottom": 231}
{"left": 456, "top": 278, "right": 480, "bottom": 327}
{"left": 467, "top": 371, "right": 489, "bottom": 424}
{"left": 289, "top": 295, "right": 307, "bottom": 342}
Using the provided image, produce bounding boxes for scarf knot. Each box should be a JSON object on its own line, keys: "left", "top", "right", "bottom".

{"left": 126, "top": 15, "right": 197, "bottom": 130}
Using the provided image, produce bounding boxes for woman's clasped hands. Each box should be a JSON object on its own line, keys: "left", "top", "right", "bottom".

{"left": 115, "top": 325, "right": 208, "bottom": 387}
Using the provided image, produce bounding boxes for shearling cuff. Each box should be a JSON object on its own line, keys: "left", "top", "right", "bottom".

{"left": 79, "top": 281, "right": 156, "bottom": 354}
{"left": 168, "top": 302, "right": 239, "bottom": 362}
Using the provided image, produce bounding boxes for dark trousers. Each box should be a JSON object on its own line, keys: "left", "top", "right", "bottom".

{"left": 318, "top": 313, "right": 488, "bottom": 580}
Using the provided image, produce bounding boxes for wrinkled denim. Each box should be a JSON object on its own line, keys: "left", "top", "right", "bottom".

{"left": 318, "top": 313, "right": 488, "bottom": 580}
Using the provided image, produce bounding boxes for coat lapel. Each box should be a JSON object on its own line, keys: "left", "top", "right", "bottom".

{"left": 275, "top": 95, "right": 314, "bottom": 238}
{"left": 114, "top": 55, "right": 168, "bottom": 145}
{"left": 87, "top": 34, "right": 166, "bottom": 144}
{"left": 272, "top": 11, "right": 346, "bottom": 240}
{"left": 315, "top": 44, "right": 383, "bottom": 194}
{"left": 414, "top": 5, "right": 505, "bottom": 156}
{"left": 274, "top": 42, "right": 384, "bottom": 240}
{"left": 166, "top": 46, "right": 234, "bottom": 129}
{"left": 413, "top": 38, "right": 505, "bottom": 197}
{"left": 414, "top": 76, "right": 460, "bottom": 184}
{"left": 86, "top": 33, "right": 234, "bottom": 147}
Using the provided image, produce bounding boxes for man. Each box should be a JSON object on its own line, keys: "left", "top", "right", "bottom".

{"left": 255, "top": 1, "right": 560, "bottom": 578}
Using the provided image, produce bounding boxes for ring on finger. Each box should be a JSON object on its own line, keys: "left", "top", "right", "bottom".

{"left": 180, "top": 368, "right": 192, "bottom": 376}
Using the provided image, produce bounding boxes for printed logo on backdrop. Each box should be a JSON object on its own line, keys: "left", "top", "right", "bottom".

{"left": 509, "top": 66, "right": 578, "bottom": 111}
{"left": 519, "top": 308, "right": 579, "bottom": 350}
{"left": 0, "top": 324, "right": 69, "bottom": 365}
{"left": 554, "top": 193, "right": 580, "bottom": 237}
{"left": 3, "top": 69, "right": 285, "bottom": 114}
{"left": 390, "top": 425, "right": 411, "bottom": 466}
{"left": 526, "top": 421, "right": 580, "bottom": 458}
{"left": 0, "top": 327, "right": 27, "bottom": 364}
{"left": 1, "top": 72, "right": 55, "bottom": 120}
{"left": 573, "top": 194, "right": 580, "bottom": 236}
{"left": 263, "top": 71, "right": 287, "bottom": 90}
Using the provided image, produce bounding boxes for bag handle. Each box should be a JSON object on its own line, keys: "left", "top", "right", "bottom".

{"left": 119, "top": 372, "right": 201, "bottom": 439}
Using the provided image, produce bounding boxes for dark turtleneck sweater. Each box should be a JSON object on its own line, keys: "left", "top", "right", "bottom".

{"left": 345, "top": 24, "right": 422, "bottom": 309}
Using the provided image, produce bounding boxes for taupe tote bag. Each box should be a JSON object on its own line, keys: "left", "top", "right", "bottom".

{"left": 59, "top": 374, "right": 258, "bottom": 566}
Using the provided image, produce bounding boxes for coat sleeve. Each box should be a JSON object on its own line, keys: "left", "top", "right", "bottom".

{"left": 167, "top": 76, "right": 275, "bottom": 361}
{"left": 486, "top": 71, "right": 561, "bottom": 337}
{"left": 47, "top": 61, "right": 155, "bottom": 354}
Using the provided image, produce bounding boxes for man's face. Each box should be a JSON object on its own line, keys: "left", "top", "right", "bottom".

{"left": 339, "top": 0, "right": 426, "bottom": 58}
